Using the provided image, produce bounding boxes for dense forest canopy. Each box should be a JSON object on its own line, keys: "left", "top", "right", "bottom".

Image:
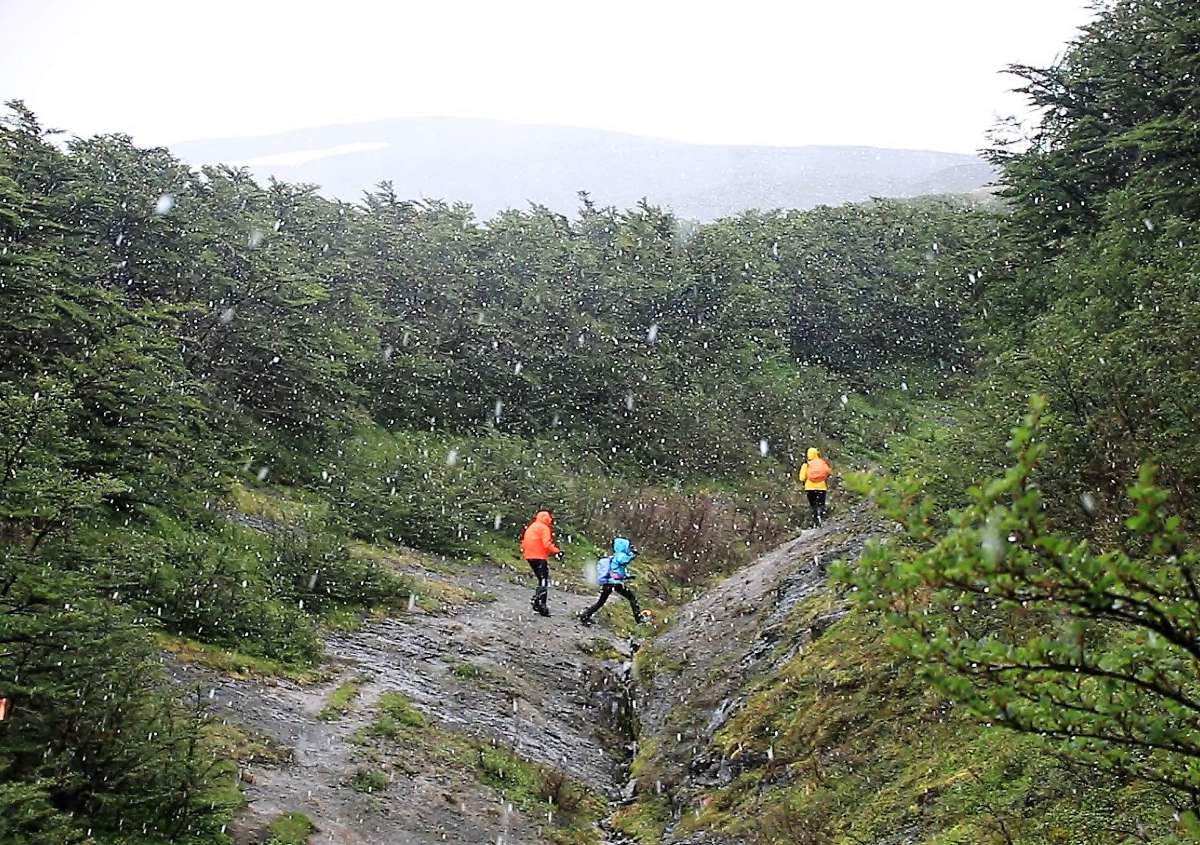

{"left": 0, "top": 97, "right": 1000, "bottom": 842}
{"left": 2, "top": 0, "right": 1199, "bottom": 842}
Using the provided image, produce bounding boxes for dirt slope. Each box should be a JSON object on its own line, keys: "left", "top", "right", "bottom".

{"left": 631, "top": 511, "right": 878, "bottom": 844}
{"left": 167, "top": 512, "right": 873, "bottom": 844}
{"left": 168, "top": 559, "right": 638, "bottom": 844}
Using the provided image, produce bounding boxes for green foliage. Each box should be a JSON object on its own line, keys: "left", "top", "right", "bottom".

{"left": 0, "top": 565, "right": 239, "bottom": 842}
{"left": 330, "top": 426, "right": 578, "bottom": 555}
{"left": 818, "top": 5, "right": 1200, "bottom": 823}
{"left": 264, "top": 513, "right": 411, "bottom": 616}
{"left": 992, "top": 0, "right": 1200, "bottom": 249}
{"left": 10, "top": 6, "right": 1194, "bottom": 833}
{"left": 266, "top": 811, "right": 315, "bottom": 845}
{"left": 843, "top": 401, "right": 1200, "bottom": 810}
{"left": 645, "top": 595, "right": 1180, "bottom": 844}
{"left": 360, "top": 692, "right": 427, "bottom": 742}
{"left": 951, "top": 0, "right": 1200, "bottom": 529}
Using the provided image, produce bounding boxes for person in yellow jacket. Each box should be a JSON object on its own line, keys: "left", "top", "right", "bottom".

{"left": 799, "top": 447, "right": 832, "bottom": 528}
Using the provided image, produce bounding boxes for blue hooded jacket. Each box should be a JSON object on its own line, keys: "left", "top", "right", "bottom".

{"left": 597, "top": 537, "right": 636, "bottom": 585}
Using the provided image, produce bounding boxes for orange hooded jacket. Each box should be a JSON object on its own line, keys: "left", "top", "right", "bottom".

{"left": 521, "top": 511, "right": 561, "bottom": 560}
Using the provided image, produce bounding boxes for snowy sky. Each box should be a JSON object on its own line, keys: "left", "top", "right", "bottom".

{"left": 0, "top": 0, "right": 1093, "bottom": 153}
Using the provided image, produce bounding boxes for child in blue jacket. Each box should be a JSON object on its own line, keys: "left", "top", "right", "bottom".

{"left": 579, "top": 537, "right": 643, "bottom": 625}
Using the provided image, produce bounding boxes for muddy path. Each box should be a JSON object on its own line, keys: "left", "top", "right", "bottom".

{"left": 167, "top": 559, "right": 639, "bottom": 844}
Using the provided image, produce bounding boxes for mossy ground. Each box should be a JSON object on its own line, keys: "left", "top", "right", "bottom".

{"left": 265, "top": 811, "right": 315, "bottom": 845}
{"left": 158, "top": 634, "right": 325, "bottom": 683}
{"left": 348, "top": 767, "right": 390, "bottom": 794}
{"left": 318, "top": 676, "right": 368, "bottom": 721}
{"left": 633, "top": 642, "right": 685, "bottom": 690}
{"left": 576, "top": 637, "right": 626, "bottom": 662}
{"left": 624, "top": 594, "right": 1183, "bottom": 844}
{"left": 347, "top": 542, "right": 496, "bottom": 612}
{"left": 229, "top": 483, "right": 330, "bottom": 526}
{"left": 204, "top": 719, "right": 291, "bottom": 768}
{"left": 352, "top": 690, "right": 606, "bottom": 844}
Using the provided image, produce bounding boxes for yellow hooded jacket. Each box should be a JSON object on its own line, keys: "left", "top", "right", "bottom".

{"left": 799, "top": 447, "right": 830, "bottom": 491}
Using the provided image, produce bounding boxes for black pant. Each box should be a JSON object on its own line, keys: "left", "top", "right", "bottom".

{"left": 582, "top": 583, "right": 641, "bottom": 621}
{"left": 807, "top": 490, "right": 827, "bottom": 527}
{"left": 527, "top": 559, "right": 549, "bottom": 610}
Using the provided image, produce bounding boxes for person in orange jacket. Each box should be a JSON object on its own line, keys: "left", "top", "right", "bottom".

{"left": 521, "top": 510, "right": 561, "bottom": 617}
{"left": 799, "top": 447, "right": 832, "bottom": 528}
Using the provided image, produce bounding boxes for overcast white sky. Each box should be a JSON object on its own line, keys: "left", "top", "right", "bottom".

{"left": 0, "top": 0, "right": 1094, "bottom": 153}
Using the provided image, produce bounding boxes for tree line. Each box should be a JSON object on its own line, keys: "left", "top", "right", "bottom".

{"left": 0, "top": 95, "right": 996, "bottom": 841}
{"left": 844, "top": 0, "right": 1200, "bottom": 831}
{"left": 7, "top": 0, "right": 1197, "bottom": 836}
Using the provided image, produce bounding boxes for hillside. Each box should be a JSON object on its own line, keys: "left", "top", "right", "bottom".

{"left": 176, "top": 501, "right": 1176, "bottom": 845}
{"left": 4, "top": 2, "right": 1200, "bottom": 843}
{"left": 623, "top": 514, "right": 1176, "bottom": 844}
{"left": 170, "top": 118, "right": 995, "bottom": 219}
{"left": 166, "top": 535, "right": 636, "bottom": 845}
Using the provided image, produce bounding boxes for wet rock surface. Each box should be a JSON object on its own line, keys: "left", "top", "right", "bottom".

{"left": 166, "top": 561, "right": 636, "bottom": 844}
{"left": 164, "top": 514, "right": 870, "bottom": 844}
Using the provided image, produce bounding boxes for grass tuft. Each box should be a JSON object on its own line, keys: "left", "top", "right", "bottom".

{"left": 266, "top": 810, "right": 315, "bottom": 845}
{"left": 317, "top": 676, "right": 368, "bottom": 721}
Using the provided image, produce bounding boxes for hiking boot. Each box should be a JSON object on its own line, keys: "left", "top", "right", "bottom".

{"left": 535, "top": 605, "right": 552, "bottom": 618}
{"left": 579, "top": 613, "right": 594, "bottom": 626}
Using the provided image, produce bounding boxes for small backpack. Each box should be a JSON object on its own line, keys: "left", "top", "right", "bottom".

{"left": 807, "top": 458, "right": 831, "bottom": 483}
{"left": 596, "top": 556, "right": 614, "bottom": 585}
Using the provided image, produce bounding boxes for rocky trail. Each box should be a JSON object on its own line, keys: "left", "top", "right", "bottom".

{"left": 166, "top": 516, "right": 866, "bottom": 844}
{"left": 168, "top": 556, "right": 639, "bottom": 844}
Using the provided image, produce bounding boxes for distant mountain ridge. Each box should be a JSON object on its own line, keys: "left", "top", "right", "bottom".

{"left": 171, "top": 118, "right": 996, "bottom": 220}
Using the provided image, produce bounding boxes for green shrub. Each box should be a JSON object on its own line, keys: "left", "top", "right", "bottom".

{"left": 841, "top": 399, "right": 1200, "bottom": 820}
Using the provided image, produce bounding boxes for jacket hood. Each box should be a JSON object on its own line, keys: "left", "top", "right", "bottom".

{"left": 535, "top": 511, "right": 553, "bottom": 526}
{"left": 613, "top": 537, "right": 631, "bottom": 555}
{"left": 806, "top": 447, "right": 821, "bottom": 461}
